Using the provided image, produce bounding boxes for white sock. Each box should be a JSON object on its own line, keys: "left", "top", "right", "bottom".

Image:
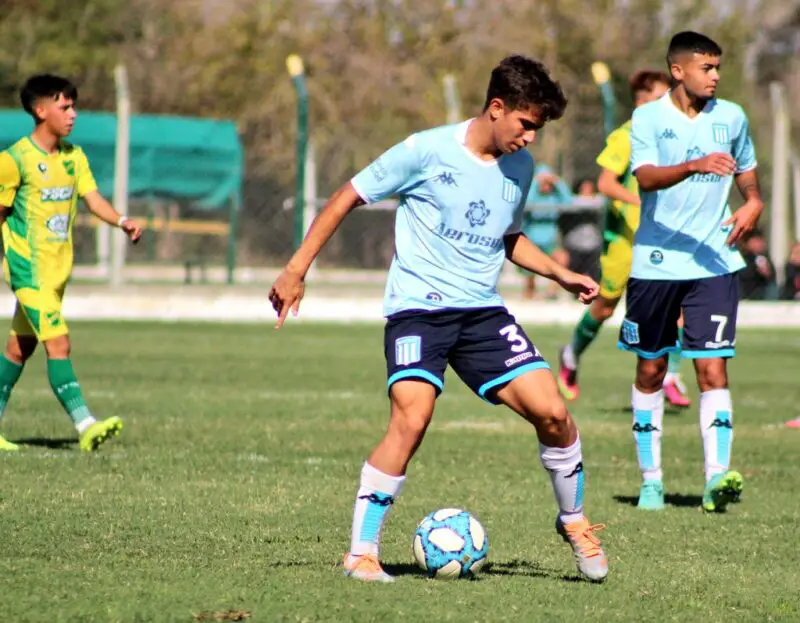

{"left": 699, "top": 389, "right": 733, "bottom": 482}
{"left": 562, "top": 344, "right": 577, "bottom": 370}
{"left": 75, "top": 416, "right": 97, "bottom": 434}
{"left": 631, "top": 386, "right": 664, "bottom": 482}
{"left": 350, "top": 462, "right": 405, "bottom": 556}
{"left": 540, "top": 437, "right": 584, "bottom": 525}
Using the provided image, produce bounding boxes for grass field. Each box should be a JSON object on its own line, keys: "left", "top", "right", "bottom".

{"left": 1, "top": 321, "right": 799, "bottom": 622}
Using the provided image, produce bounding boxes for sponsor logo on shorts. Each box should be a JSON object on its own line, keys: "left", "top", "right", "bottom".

{"left": 649, "top": 250, "right": 664, "bottom": 265}
{"left": 504, "top": 351, "right": 534, "bottom": 367}
{"left": 395, "top": 335, "right": 422, "bottom": 366}
{"left": 704, "top": 339, "right": 734, "bottom": 349}
{"left": 622, "top": 319, "right": 640, "bottom": 345}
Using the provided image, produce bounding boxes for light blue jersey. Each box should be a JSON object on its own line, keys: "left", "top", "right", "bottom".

{"left": 630, "top": 93, "right": 757, "bottom": 280}
{"left": 351, "top": 119, "right": 533, "bottom": 317}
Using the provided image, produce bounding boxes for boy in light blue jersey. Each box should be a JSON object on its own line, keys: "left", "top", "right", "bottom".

{"left": 619, "top": 32, "right": 764, "bottom": 512}
{"left": 270, "top": 56, "right": 609, "bottom": 583}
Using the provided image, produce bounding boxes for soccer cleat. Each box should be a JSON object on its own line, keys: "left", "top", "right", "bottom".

{"left": 79, "top": 416, "right": 123, "bottom": 452}
{"left": 557, "top": 347, "right": 580, "bottom": 402}
{"left": 785, "top": 417, "right": 800, "bottom": 429}
{"left": 664, "top": 375, "right": 691, "bottom": 408}
{"left": 556, "top": 517, "right": 608, "bottom": 582}
{"left": 343, "top": 553, "right": 394, "bottom": 583}
{"left": 0, "top": 433, "right": 20, "bottom": 452}
{"left": 702, "top": 470, "right": 743, "bottom": 513}
{"left": 637, "top": 480, "right": 665, "bottom": 510}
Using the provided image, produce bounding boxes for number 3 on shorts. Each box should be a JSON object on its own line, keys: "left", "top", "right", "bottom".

{"left": 500, "top": 324, "right": 528, "bottom": 353}
{"left": 710, "top": 314, "right": 728, "bottom": 343}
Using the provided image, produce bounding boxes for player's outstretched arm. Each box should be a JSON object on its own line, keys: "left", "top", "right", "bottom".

{"left": 724, "top": 169, "right": 764, "bottom": 246}
{"left": 269, "top": 182, "right": 365, "bottom": 328}
{"left": 597, "top": 168, "right": 640, "bottom": 207}
{"left": 82, "top": 191, "right": 142, "bottom": 243}
{"left": 504, "top": 233, "right": 599, "bottom": 304}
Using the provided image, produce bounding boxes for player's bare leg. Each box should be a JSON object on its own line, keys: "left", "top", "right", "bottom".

{"left": 546, "top": 248, "right": 571, "bottom": 300}
{"left": 0, "top": 334, "right": 38, "bottom": 451}
{"left": 345, "top": 380, "right": 436, "bottom": 583}
{"left": 664, "top": 312, "right": 691, "bottom": 407}
{"left": 559, "top": 294, "right": 619, "bottom": 401}
{"left": 43, "top": 335, "right": 122, "bottom": 451}
{"left": 523, "top": 274, "right": 536, "bottom": 299}
{"left": 496, "top": 370, "right": 608, "bottom": 582}
{"left": 694, "top": 358, "right": 741, "bottom": 511}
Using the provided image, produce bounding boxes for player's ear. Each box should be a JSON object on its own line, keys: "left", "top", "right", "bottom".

{"left": 487, "top": 98, "right": 504, "bottom": 121}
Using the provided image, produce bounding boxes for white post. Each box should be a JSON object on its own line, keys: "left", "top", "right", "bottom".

{"left": 792, "top": 152, "right": 800, "bottom": 243}
{"left": 304, "top": 140, "right": 317, "bottom": 279}
{"left": 111, "top": 64, "right": 130, "bottom": 287}
{"left": 442, "top": 74, "right": 462, "bottom": 125}
{"left": 769, "top": 82, "right": 789, "bottom": 288}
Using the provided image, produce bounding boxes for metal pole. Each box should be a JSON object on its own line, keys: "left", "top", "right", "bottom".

{"left": 442, "top": 74, "right": 462, "bottom": 125}
{"left": 111, "top": 64, "right": 130, "bottom": 287}
{"left": 226, "top": 194, "right": 238, "bottom": 285}
{"left": 769, "top": 82, "right": 789, "bottom": 287}
{"left": 286, "top": 54, "right": 308, "bottom": 252}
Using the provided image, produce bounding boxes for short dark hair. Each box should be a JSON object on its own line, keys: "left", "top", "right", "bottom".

{"left": 483, "top": 55, "right": 567, "bottom": 122}
{"left": 667, "top": 31, "right": 722, "bottom": 66}
{"left": 20, "top": 74, "right": 78, "bottom": 118}
{"left": 629, "top": 69, "right": 671, "bottom": 99}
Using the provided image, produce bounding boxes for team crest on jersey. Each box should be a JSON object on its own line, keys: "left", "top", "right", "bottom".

{"left": 465, "top": 200, "right": 490, "bottom": 227}
{"left": 62, "top": 160, "right": 75, "bottom": 176}
{"left": 712, "top": 124, "right": 729, "bottom": 144}
{"left": 502, "top": 177, "right": 521, "bottom": 203}
{"left": 621, "top": 319, "right": 640, "bottom": 345}
{"left": 37, "top": 162, "right": 48, "bottom": 177}
{"left": 45, "top": 214, "right": 69, "bottom": 241}
{"left": 395, "top": 336, "right": 422, "bottom": 366}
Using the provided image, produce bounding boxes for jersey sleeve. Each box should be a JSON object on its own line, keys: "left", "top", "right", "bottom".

{"left": 596, "top": 126, "right": 631, "bottom": 176}
{"left": 75, "top": 149, "right": 98, "bottom": 197}
{"left": 506, "top": 161, "right": 534, "bottom": 235}
{"left": 733, "top": 113, "right": 757, "bottom": 173}
{"left": 0, "top": 151, "right": 21, "bottom": 206}
{"left": 630, "top": 108, "right": 658, "bottom": 172}
{"left": 350, "top": 135, "right": 424, "bottom": 203}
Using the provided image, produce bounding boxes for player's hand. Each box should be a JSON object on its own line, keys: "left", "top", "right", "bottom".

{"left": 723, "top": 198, "right": 764, "bottom": 246}
{"left": 690, "top": 152, "right": 736, "bottom": 177}
{"left": 556, "top": 270, "right": 600, "bottom": 304}
{"left": 120, "top": 218, "right": 143, "bottom": 244}
{"left": 269, "top": 268, "right": 305, "bottom": 329}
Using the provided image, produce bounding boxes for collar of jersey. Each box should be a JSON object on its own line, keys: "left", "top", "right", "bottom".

{"left": 455, "top": 118, "right": 502, "bottom": 168}
{"left": 661, "top": 91, "right": 715, "bottom": 124}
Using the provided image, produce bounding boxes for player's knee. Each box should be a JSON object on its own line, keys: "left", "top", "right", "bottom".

{"left": 593, "top": 300, "right": 617, "bottom": 322}
{"left": 636, "top": 358, "right": 667, "bottom": 391}
{"left": 43, "top": 335, "right": 70, "bottom": 359}
{"left": 537, "top": 402, "right": 571, "bottom": 439}
{"left": 5, "top": 336, "right": 37, "bottom": 364}
{"left": 695, "top": 361, "right": 728, "bottom": 391}
{"left": 390, "top": 408, "right": 432, "bottom": 443}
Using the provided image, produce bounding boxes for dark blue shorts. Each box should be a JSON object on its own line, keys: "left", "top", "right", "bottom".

{"left": 618, "top": 273, "right": 739, "bottom": 360}
{"left": 385, "top": 307, "right": 549, "bottom": 404}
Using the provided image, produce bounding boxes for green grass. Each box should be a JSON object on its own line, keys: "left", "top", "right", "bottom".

{"left": 1, "top": 322, "right": 799, "bottom": 622}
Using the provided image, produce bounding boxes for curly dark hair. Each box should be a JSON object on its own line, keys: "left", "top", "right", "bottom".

{"left": 483, "top": 55, "right": 567, "bottom": 122}
{"left": 629, "top": 69, "right": 671, "bottom": 99}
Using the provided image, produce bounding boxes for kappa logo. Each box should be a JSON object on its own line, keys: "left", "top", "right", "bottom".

{"left": 434, "top": 172, "right": 457, "bottom": 187}
{"left": 658, "top": 128, "right": 678, "bottom": 140}
{"left": 465, "top": 200, "right": 490, "bottom": 227}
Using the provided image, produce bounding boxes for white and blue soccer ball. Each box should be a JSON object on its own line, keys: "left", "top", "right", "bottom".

{"left": 412, "top": 508, "right": 489, "bottom": 579}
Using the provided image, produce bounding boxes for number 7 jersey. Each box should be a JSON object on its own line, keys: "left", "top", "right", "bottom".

{"left": 0, "top": 137, "right": 97, "bottom": 290}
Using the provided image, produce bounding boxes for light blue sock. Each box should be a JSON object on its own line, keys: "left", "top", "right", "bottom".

{"left": 350, "top": 462, "right": 406, "bottom": 555}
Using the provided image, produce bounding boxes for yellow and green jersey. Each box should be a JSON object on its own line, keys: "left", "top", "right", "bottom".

{"left": 595, "top": 120, "right": 639, "bottom": 245}
{"left": 0, "top": 137, "right": 97, "bottom": 290}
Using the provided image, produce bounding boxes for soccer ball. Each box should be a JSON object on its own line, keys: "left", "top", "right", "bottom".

{"left": 412, "top": 508, "right": 489, "bottom": 579}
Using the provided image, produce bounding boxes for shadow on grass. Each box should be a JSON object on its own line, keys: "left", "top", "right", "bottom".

{"left": 614, "top": 493, "right": 702, "bottom": 508}
{"left": 595, "top": 405, "right": 688, "bottom": 416}
{"left": 12, "top": 437, "right": 77, "bottom": 450}
{"left": 384, "top": 559, "right": 581, "bottom": 583}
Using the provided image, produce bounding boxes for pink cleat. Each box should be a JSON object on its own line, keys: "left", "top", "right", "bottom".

{"left": 785, "top": 417, "right": 800, "bottom": 428}
{"left": 557, "top": 347, "right": 580, "bottom": 402}
{"left": 664, "top": 375, "right": 691, "bottom": 408}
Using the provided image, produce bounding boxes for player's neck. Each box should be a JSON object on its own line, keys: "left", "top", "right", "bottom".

{"left": 465, "top": 117, "right": 502, "bottom": 161}
{"left": 669, "top": 86, "right": 708, "bottom": 119}
{"left": 29, "top": 125, "right": 61, "bottom": 155}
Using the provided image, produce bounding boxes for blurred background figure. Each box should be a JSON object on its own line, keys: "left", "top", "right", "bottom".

{"left": 520, "top": 164, "right": 572, "bottom": 299}
{"left": 739, "top": 229, "right": 777, "bottom": 300}
{"left": 781, "top": 241, "right": 800, "bottom": 301}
